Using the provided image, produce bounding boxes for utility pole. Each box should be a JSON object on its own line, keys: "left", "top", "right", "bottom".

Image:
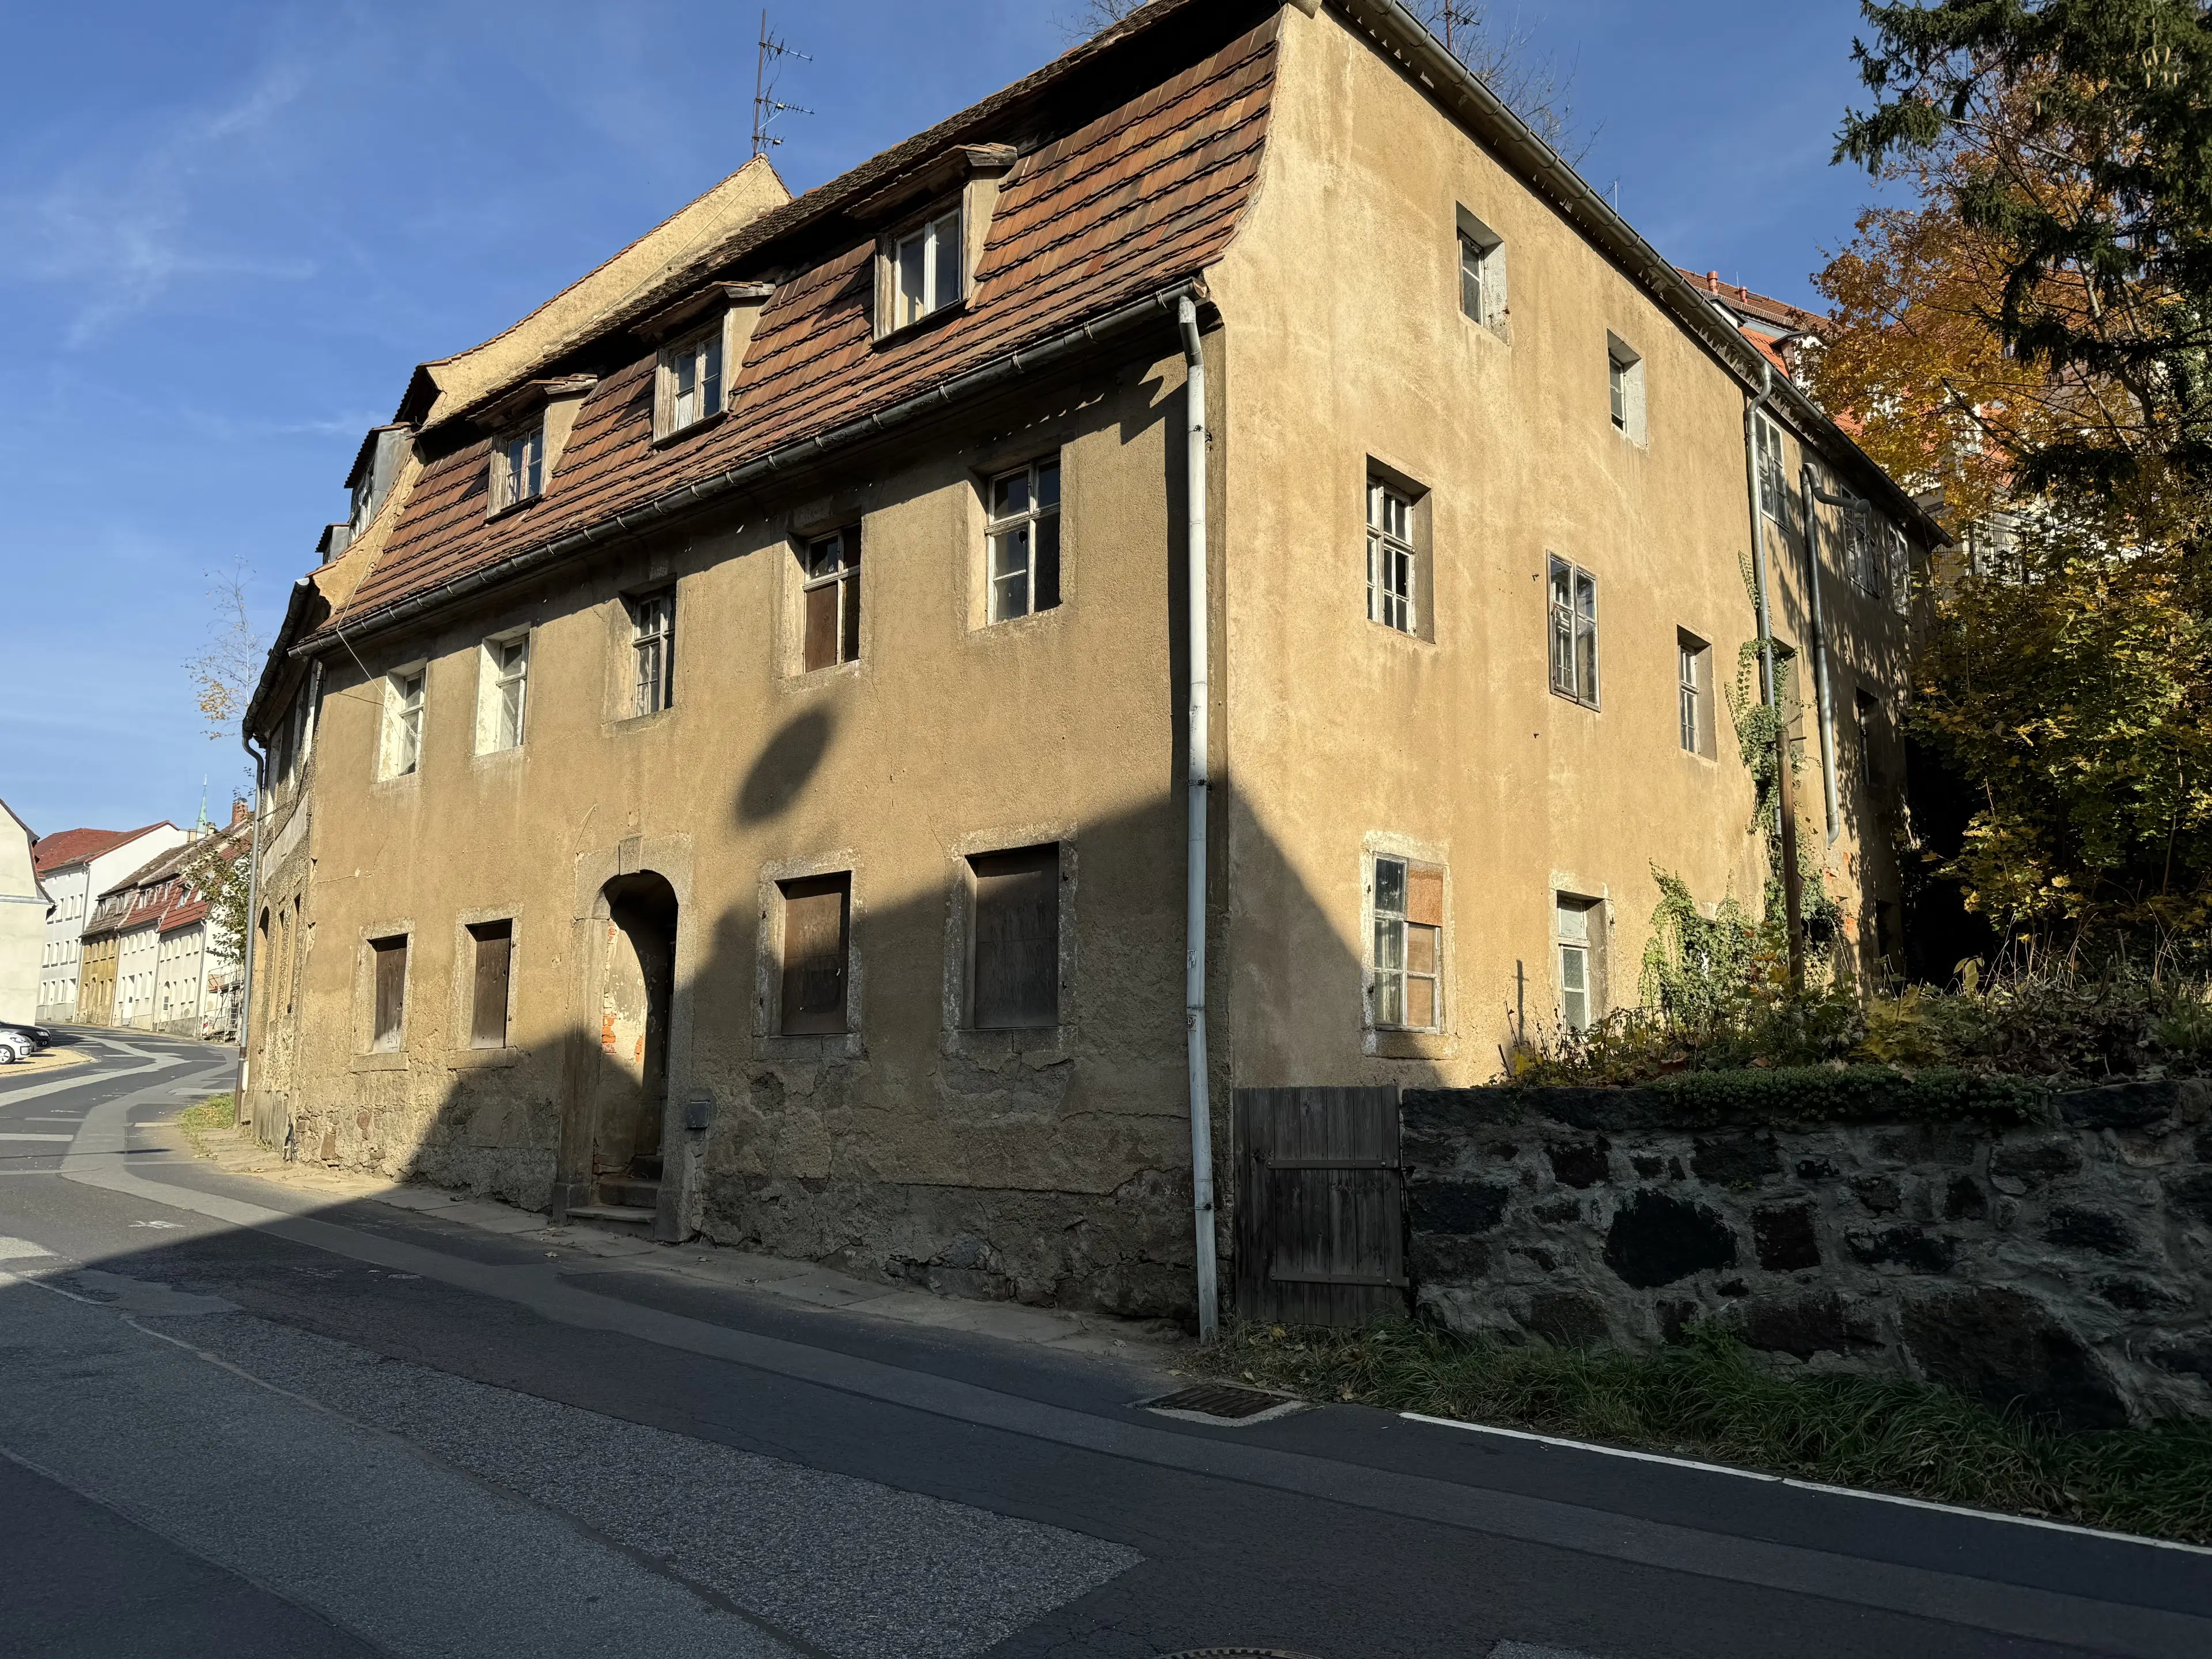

{"left": 751, "top": 9, "right": 813, "bottom": 161}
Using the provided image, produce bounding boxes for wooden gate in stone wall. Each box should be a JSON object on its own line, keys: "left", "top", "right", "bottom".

{"left": 1233, "top": 1087, "right": 1406, "bottom": 1327}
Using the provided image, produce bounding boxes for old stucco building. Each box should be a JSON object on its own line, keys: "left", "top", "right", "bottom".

{"left": 241, "top": 0, "right": 1940, "bottom": 1320}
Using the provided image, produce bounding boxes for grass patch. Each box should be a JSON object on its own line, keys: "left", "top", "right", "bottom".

{"left": 1195, "top": 1320, "right": 2212, "bottom": 1546}
{"left": 177, "top": 1093, "right": 234, "bottom": 1156}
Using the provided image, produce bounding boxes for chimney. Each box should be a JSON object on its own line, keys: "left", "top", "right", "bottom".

{"left": 229, "top": 799, "right": 249, "bottom": 828}
{"left": 1707, "top": 271, "right": 1720, "bottom": 293}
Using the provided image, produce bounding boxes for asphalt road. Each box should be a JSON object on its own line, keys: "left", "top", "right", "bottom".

{"left": 2, "top": 1032, "right": 2208, "bottom": 1659}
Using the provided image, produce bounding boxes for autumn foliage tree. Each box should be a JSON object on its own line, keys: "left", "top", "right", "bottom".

{"left": 1816, "top": 1, "right": 2212, "bottom": 961}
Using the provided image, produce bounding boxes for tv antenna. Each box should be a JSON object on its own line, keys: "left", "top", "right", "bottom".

{"left": 1434, "top": 1, "right": 1474, "bottom": 58}
{"left": 751, "top": 9, "right": 813, "bottom": 160}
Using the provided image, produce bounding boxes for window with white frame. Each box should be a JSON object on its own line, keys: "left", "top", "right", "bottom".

{"left": 801, "top": 528, "right": 861, "bottom": 671}
{"left": 1606, "top": 332, "right": 1646, "bottom": 443}
{"left": 657, "top": 325, "right": 724, "bottom": 438}
{"left": 1548, "top": 555, "right": 1599, "bottom": 708}
{"left": 478, "top": 634, "right": 528, "bottom": 753}
{"left": 986, "top": 457, "right": 1061, "bottom": 622}
{"left": 1754, "top": 411, "right": 1786, "bottom": 521}
{"left": 1886, "top": 522, "right": 1912, "bottom": 612}
{"left": 630, "top": 590, "right": 675, "bottom": 717}
{"left": 1678, "top": 630, "right": 1714, "bottom": 756}
{"left": 380, "top": 668, "right": 425, "bottom": 779}
{"left": 1367, "top": 480, "right": 1416, "bottom": 634}
{"left": 1555, "top": 893, "right": 1603, "bottom": 1032}
{"left": 1455, "top": 206, "right": 1505, "bottom": 331}
{"left": 891, "top": 207, "right": 962, "bottom": 331}
{"left": 491, "top": 423, "right": 545, "bottom": 513}
{"left": 1371, "top": 855, "right": 1444, "bottom": 1032}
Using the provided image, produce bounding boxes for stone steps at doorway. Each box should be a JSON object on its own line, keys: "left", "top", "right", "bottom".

{"left": 565, "top": 1204, "right": 657, "bottom": 1234}
{"left": 596, "top": 1176, "right": 661, "bottom": 1211}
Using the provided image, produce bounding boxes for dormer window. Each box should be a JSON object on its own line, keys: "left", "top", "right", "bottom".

{"left": 892, "top": 209, "right": 962, "bottom": 330}
{"left": 656, "top": 326, "right": 724, "bottom": 440}
{"left": 491, "top": 424, "right": 544, "bottom": 513}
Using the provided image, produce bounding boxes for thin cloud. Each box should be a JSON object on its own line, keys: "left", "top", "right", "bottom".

{"left": 0, "top": 61, "right": 318, "bottom": 343}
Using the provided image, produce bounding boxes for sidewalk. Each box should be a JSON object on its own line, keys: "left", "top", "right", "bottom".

{"left": 172, "top": 1112, "right": 1188, "bottom": 1366}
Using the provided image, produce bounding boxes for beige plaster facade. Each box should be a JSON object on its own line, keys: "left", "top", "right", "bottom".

{"left": 243, "top": 0, "right": 1934, "bottom": 1320}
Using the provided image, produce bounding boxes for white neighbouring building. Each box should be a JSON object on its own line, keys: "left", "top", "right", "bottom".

{"left": 85, "top": 813, "right": 247, "bottom": 1038}
{"left": 32, "top": 820, "right": 185, "bottom": 1024}
{"left": 0, "top": 800, "right": 49, "bottom": 1025}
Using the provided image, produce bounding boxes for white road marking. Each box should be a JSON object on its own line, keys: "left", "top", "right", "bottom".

{"left": 130, "top": 1220, "right": 185, "bottom": 1229}
{"left": 0, "top": 1133, "right": 74, "bottom": 1142}
{"left": 1400, "top": 1411, "right": 2212, "bottom": 1556}
{"left": 0, "top": 1237, "right": 56, "bottom": 1260}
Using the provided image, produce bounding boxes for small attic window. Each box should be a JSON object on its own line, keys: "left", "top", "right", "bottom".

{"left": 490, "top": 423, "right": 544, "bottom": 514}
{"left": 892, "top": 207, "right": 962, "bottom": 331}
{"left": 656, "top": 325, "right": 724, "bottom": 440}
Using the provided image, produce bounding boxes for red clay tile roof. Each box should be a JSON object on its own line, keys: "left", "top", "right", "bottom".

{"left": 1677, "top": 267, "right": 1827, "bottom": 335}
{"left": 329, "top": 6, "right": 1279, "bottom": 636}
{"left": 32, "top": 823, "right": 173, "bottom": 876}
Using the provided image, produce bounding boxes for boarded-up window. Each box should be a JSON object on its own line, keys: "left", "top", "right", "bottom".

{"left": 1372, "top": 857, "right": 1443, "bottom": 1031}
{"left": 468, "top": 921, "right": 512, "bottom": 1049}
{"left": 971, "top": 845, "right": 1059, "bottom": 1029}
{"left": 779, "top": 874, "right": 850, "bottom": 1035}
{"left": 370, "top": 934, "right": 408, "bottom": 1051}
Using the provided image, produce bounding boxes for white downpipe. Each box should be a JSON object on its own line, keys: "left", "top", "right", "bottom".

{"left": 1177, "top": 294, "right": 1218, "bottom": 1343}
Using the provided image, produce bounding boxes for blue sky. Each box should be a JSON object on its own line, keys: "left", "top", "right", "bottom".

{"left": 0, "top": 0, "right": 1899, "bottom": 838}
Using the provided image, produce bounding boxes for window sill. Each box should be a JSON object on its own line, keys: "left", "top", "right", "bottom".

{"left": 872, "top": 296, "right": 969, "bottom": 349}
{"left": 485, "top": 494, "right": 544, "bottom": 524}
{"left": 448, "top": 1047, "right": 521, "bottom": 1070}
{"left": 352, "top": 1050, "right": 408, "bottom": 1073}
{"left": 370, "top": 770, "right": 422, "bottom": 792}
{"left": 1460, "top": 313, "right": 1511, "bottom": 346}
{"left": 1367, "top": 618, "right": 1436, "bottom": 647}
{"left": 786, "top": 656, "right": 863, "bottom": 688}
{"left": 611, "top": 706, "right": 676, "bottom": 733}
{"left": 1547, "top": 687, "right": 1601, "bottom": 714}
{"left": 652, "top": 408, "right": 728, "bottom": 450}
{"left": 756, "top": 1031, "right": 865, "bottom": 1063}
{"left": 1367, "top": 1028, "right": 1455, "bottom": 1061}
{"left": 943, "top": 1027, "right": 1070, "bottom": 1063}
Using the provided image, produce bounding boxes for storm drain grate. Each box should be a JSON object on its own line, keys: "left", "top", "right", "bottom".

{"left": 1159, "top": 1649, "right": 1323, "bottom": 1658}
{"left": 1144, "top": 1383, "right": 1300, "bottom": 1422}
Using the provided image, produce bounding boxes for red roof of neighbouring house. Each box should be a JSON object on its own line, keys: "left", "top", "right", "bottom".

{"left": 323, "top": 0, "right": 1278, "bottom": 638}
{"left": 1676, "top": 268, "right": 1826, "bottom": 335}
{"left": 31, "top": 822, "right": 173, "bottom": 876}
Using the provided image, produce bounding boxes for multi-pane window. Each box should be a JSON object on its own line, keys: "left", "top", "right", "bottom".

{"left": 488, "top": 636, "right": 528, "bottom": 751}
{"left": 1367, "top": 482, "right": 1416, "bottom": 634}
{"left": 1677, "top": 630, "right": 1713, "bottom": 756}
{"left": 1856, "top": 688, "right": 1882, "bottom": 797}
{"left": 1455, "top": 207, "right": 1505, "bottom": 330}
{"left": 492, "top": 424, "right": 545, "bottom": 512}
{"left": 630, "top": 591, "right": 674, "bottom": 717}
{"left": 987, "top": 459, "right": 1061, "bottom": 622}
{"left": 660, "top": 327, "right": 724, "bottom": 436}
{"left": 1371, "top": 856, "right": 1443, "bottom": 1032}
{"left": 1556, "top": 895, "right": 1601, "bottom": 1032}
{"left": 1606, "top": 334, "right": 1645, "bottom": 442}
{"left": 384, "top": 669, "right": 425, "bottom": 778}
{"left": 970, "top": 844, "right": 1059, "bottom": 1030}
{"left": 802, "top": 528, "right": 861, "bottom": 671}
{"left": 779, "top": 873, "right": 851, "bottom": 1035}
{"left": 1754, "top": 412, "right": 1786, "bottom": 521}
{"left": 1547, "top": 556, "right": 1599, "bottom": 708}
{"left": 892, "top": 209, "right": 962, "bottom": 330}
{"left": 468, "top": 921, "right": 512, "bottom": 1049}
{"left": 1886, "top": 522, "right": 1912, "bottom": 612}
{"left": 370, "top": 934, "right": 408, "bottom": 1052}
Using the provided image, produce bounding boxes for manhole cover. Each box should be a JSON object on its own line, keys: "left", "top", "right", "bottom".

{"left": 1144, "top": 1383, "right": 1301, "bottom": 1422}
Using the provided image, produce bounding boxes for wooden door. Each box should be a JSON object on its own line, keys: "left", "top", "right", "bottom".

{"left": 1234, "top": 1087, "right": 1405, "bottom": 1327}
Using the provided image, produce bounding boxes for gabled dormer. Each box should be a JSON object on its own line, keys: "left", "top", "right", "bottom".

{"left": 859, "top": 142, "right": 1018, "bottom": 342}
{"left": 634, "top": 281, "right": 775, "bottom": 445}
{"left": 474, "top": 374, "right": 597, "bottom": 518}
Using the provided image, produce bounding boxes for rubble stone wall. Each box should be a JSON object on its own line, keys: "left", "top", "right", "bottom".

{"left": 1402, "top": 1081, "right": 2212, "bottom": 1427}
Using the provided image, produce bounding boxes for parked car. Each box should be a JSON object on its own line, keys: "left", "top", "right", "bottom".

{"left": 0, "top": 1030, "right": 33, "bottom": 1064}
{"left": 0, "top": 1021, "right": 54, "bottom": 1050}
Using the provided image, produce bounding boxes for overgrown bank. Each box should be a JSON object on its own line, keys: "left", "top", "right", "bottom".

{"left": 1198, "top": 1320, "right": 2212, "bottom": 1546}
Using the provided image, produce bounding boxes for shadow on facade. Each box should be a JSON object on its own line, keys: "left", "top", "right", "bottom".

{"left": 254, "top": 764, "right": 1439, "bottom": 1325}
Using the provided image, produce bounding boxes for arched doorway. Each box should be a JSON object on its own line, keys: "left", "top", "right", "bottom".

{"left": 584, "top": 872, "right": 678, "bottom": 1218}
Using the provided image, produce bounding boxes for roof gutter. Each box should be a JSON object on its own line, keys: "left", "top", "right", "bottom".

{"left": 1336, "top": 0, "right": 1946, "bottom": 548}
{"left": 302, "top": 279, "right": 1210, "bottom": 662}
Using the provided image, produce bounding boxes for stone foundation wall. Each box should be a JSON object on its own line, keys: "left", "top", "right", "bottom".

{"left": 1402, "top": 1082, "right": 2212, "bottom": 1427}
